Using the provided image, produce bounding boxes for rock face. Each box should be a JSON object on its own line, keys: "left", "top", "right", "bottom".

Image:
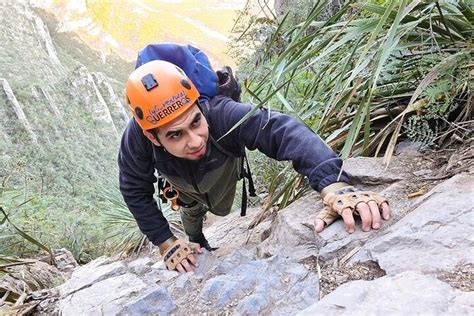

{"left": 69, "top": 66, "right": 119, "bottom": 133}
{"left": 0, "top": 78, "right": 38, "bottom": 144}
{"left": 298, "top": 271, "right": 474, "bottom": 315}
{"left": 352, "top": 172, "right": 474, "bottom": 275}
{"left": 55, "top": 250, "right": 319, "bottom": 315}
{"left": 44, "top": 153, "right": 473, "bottom": 315}
{"left": 256, "top": 191, "right": 324, "bottom": 261}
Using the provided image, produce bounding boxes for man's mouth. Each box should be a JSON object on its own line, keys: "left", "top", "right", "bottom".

{"left": 190, "top": 145, "right": 206, "bottom": 157}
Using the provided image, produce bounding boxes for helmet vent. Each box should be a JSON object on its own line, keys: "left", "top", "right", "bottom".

{"left": 141, "top": 73, "right": 158, "bottom": 91}
{"left": 180, "top": 79, "right": 191, "bottom": 90}
{"left": 135, "top": 107, "right": 144, "bottom": 119}
{"left": 175, "top": 66, "right": 185, "bottom": 76}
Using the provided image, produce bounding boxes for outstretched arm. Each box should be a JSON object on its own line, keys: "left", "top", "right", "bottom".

{"left": 208, "top": 96, "right": 349, "bottom": 192}
{"left": 209, "top": 96, "right": 390, "bottom": 233}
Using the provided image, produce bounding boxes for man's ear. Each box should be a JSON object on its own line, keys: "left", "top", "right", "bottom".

{"left": 143, "top": 130, "right": 160, "bottom": 146}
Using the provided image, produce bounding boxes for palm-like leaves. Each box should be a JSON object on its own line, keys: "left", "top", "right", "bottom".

{"left": 238, "top": 0, "right": 472, "bottom": 219}
{"left": 249, "top": 1, "right": 471, "bottom": 155}
{"left": 0, "top": 188, "right": 53, "bottom": 264}
{"left": 101, "top": 184, "right": 184, "bottom": 255}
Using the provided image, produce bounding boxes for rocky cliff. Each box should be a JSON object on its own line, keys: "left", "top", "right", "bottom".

{"left": 22, "top": 145, "right": 473, "bottom": 315}
{"left": 0, "top": 1, "right": 133, "bottom": 192}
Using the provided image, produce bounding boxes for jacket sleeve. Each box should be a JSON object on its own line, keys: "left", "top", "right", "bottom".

{"left": 118, "top": 119, "right": 174, "bottom": 245}
{"left": 209, "top": 96, "right": 349, "bottom": 192}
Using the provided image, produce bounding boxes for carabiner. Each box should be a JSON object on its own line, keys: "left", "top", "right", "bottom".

{"left": 163, "top": 187, "right": 180, "bottom": 211}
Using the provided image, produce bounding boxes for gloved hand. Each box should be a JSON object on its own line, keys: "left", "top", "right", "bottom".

{"left": 314, "top": 182, "right": 390, "bottom": 234}
{"left": 189, "top": 232, "right": 219, "bottom": 252}
{"left": 159, "top": 237, "right": 203, "bottom": 272}
{"left": 216, "top": 66, "right": 241, "bottom": 102}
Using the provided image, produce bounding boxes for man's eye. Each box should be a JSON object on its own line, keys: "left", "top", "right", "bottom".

{"left": 191, "top": 117, "right": 201, "bottom": 127}
{"left": 169, "top": 132, "right": 181, "bottom": 139}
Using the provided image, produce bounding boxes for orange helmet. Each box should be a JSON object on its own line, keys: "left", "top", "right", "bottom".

{"left": 126, "top": 60, "right": 200, "bottom": 131}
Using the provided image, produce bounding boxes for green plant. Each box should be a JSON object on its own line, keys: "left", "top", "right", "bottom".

{"left": 0, "top": 200, "right": 53, "bottom": 263}
{"left": 101, "top": 182, "right": 184, "bottom": 255}
{"left": 232, "top": 0, "right": 473, "bottom": 220}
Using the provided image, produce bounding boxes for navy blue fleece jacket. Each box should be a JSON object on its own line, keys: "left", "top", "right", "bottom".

{"left": 118, "top": 95, "right": 349, "bottom": 245}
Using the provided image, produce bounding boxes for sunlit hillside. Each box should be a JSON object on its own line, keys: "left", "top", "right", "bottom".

{"left": 34, "top": 0, "right": 246, "bottom": 67}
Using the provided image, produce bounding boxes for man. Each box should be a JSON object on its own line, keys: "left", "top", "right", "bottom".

{"left": 119, "top": 60, "right": 390, "bottom": 273}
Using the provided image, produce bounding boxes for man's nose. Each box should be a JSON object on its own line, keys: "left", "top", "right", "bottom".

{"left": 187, "top": 131, "right": 201, "bottom": 148}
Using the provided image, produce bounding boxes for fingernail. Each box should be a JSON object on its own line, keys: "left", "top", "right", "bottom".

{"left": 373, "top": 223, "right": 380, "bottom": 229}
{"left": 348, "top": 229, "right": 354, "bottom": 233}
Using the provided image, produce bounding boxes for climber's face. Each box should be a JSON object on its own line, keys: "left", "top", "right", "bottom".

{"left": 143, "top": 104, "right": 209, "bottom": 160}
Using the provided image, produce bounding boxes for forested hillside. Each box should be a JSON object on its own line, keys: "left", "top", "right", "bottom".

{"left": 0, "top": 2, "right": 133, "bottom": 261}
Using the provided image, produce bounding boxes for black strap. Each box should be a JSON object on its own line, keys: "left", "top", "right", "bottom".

{"left": 245, "top": 154, "right": 256, "bottom": 197}
{"left": 241, "top": 178, "right": 247, "bottom": 217}
{"left": 239, "top": 153, "right": 256, "bottom": 217}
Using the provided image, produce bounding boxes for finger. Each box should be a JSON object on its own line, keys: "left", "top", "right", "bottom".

{"left": 189, "top": 243, "right": 204, "bottom": 254}
{"left": 180, "top": 259, "right": 193, "bottom": 272}
{"left": 381, "top": 202, "right": 390, "bottom": 220}
{"left": 314, "top": 218, "right": 326, "bottom": 233}
{"left": 356, "top": 203, "right": 372, "bottom": 232}
{"left": 175, "top": 263, "right": 186, "bottom": 273}
{"left": 187, "top": 254, "right": 199, "bottom": 267}
{"left": 340, "top": 208, "right": 355, "bottom": 233}
{"left": 368, "top": 201, "right": 381, "bottom": 229}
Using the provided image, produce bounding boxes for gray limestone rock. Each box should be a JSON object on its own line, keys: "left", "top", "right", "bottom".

{"left": 59, "top": 273, "right": 148, "bottom": 315}
{"left": 54, "top": 249, "right": 318, "bottom": 315}
{"left": 394, "top": 139, "right": 424, "bottom": 156}
{"left": 127, "top": 257, "right": 154, "bottom": 275}
{"left": 343, "top": 156, "right": 410, "bottom": 185}
{"left": 205, "top": 205, "right": 273, "bottom": 257}
{"left": 256, "top": 179, "right": 412, "bottom": 263}
{"left": 317, "top": 180, "right": 416, "bottom": 261}
{"left": 46, "top": 155, "right": 472, "bottom": 315}
{"left": 352, "top": 172, "right": 474, "bottom": 274}
{"left": 298, "top": 271, "right": 474, "bottom": 315}
{"left": 117, "top": 287, "right": 176, "bottom": 315}
{"left": 195, "top": 249, "right": 319, "bottom": 315}
{"left": 58, "top": 258, "right": 127, "bottom": 296}
{"left": 255, "top": 155, "right": 420, "bottom": 262}
{"left": 256, "top": 192, "right": 323, "bottom": 261}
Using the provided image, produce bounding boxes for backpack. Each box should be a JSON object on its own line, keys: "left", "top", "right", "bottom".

{"left": 136, "top": 43, "right": 255, "bottom": 216}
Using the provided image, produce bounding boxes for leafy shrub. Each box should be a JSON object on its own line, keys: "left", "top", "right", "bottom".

{"left": 231, "top": 0, "right": 473, "bottom": 214}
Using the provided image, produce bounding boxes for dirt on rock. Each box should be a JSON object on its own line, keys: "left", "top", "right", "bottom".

{"left": 300, "top": 252, "right": 387, "bottom": 298}
{"left": 438, "top": 264, "right": 474, "bottom": 292}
